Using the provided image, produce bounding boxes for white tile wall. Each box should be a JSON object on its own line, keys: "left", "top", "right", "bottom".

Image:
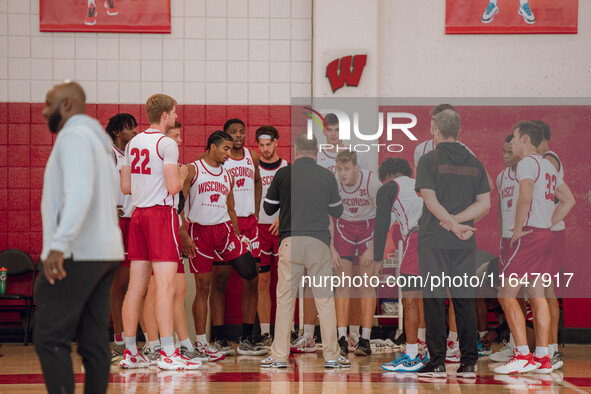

{"left": 1, "top": 0, "right": 311, "bottom": 104}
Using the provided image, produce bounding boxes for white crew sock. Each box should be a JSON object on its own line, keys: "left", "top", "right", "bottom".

{"left": 448, "top": 331, "right": 458, "bottom": 343}
{"left": 418, "top": 328, "right": 426, "bottom": 342}
{"left": 517, "top": 345, "right": 530, "bottom": 355}
{"left": 509, "top": 333, "right": 516, "bottom": 347}
{"left": 361, "top": 327, "right": 371, "bottom": 340}
{"left": 149, "top": 340, "right": 160, "bottom": 352}
{"left": 196, "top": 334, "right": 208, "bottom": 346}
{"left": 337, "top": 327, "right": 347, "bottom": 339}
{"left": 489, "top": 0, "right": 498, "bottom": 5}
{"left": 180, "top": 338, "right": 194, "bottom": 352}
{"left": 520, "top": 0, "right": 528, "bottom": 6}
{"left": 349, "top": 325, "right": 360, "bottom": 337}
{"left": 88, "top": 0, "right": 95, "bottom": 6}
{"left": 125, "top": 336, "right": 138, "bottom": 355}
{"left": 479, "top": 331, "right": 487, "bottom": 339}
{"left": 535, "top": 346, "right": 549, "bottom": 358}
{"left": 406, "top": 343, "right": 418, "bottom": 359}
{"left": 261, "top": 323, "right": 271, "bottom": 335}
{"left": 549, "top": 343, "right": 557, "bottom": 355}
{"left": 304, "top": 324, "right": 315, "bottom": 339}
{"left": 143, "top": 332, "right": 149, "bottom": 342}
{"left": 161, "top": 336, "right": 175, "bottom": 356}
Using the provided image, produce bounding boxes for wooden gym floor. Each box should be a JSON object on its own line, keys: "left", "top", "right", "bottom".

{"left": 0, "top": 342, "right": 589, "bottom": 393}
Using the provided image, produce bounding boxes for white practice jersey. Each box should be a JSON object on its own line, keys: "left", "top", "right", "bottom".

{"left": 123, "top": 129, "right": 179, "bottom": 208}
{"left": 186, "top": 160, "right": 232, "bottom": 225}
{"left": 496, "top": 167, "right": 518, "bottom": 239}
{"left": 391, "top": 176, "right": 423, "bottom": 240}
{"left": 113, "top": 145, "right": 134, "bottom": 218}
{"left": 224, "top": 147, "right": 256, "bottom": 217}
{"left": 515, "top": 154, "right": 563, "bottom": 230}
{"left": 543, "top": 150, "right": 565, "bottom": 231}
{"left": 414, "top": 139, "right": 475, "bottom": 167}
{"left": 259, "top": 158, "right": 288, "bottom": 224}
{"left": 338, "top": 169, "right": 380, "bottom": 222}
{"left": 317, "top": 148, "right": 369, "bottom": 175}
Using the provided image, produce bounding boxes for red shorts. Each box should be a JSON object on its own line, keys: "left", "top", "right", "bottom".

{"left": 400, "top": 231, "right": 420, "bottom": 276}
{"left": 258, "top": 223, "right": 279, "bottom": 271}
{"left": 499, "top": 227, "right": 554, "bottom": 277}
{"left": 238, "top": 215, "right": 260, "bottom": 258}
{"left": 188, "top": 221, "right": 250, "bottom": 274}
{"left": 334, "top": 218, "right": 375, "bottom": 257}
{"left": 551, "top": 230, "right": 565, "bottom": 275}
{"left": 119, "top": 217, "right": 131, "bottom": 267}
{"left": 127, "top": 206, "right": 182, "bottom": 263}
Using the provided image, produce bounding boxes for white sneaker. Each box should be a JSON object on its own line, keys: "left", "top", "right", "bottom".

{"left": 489, "top": 340, "right": 515, "bottom": 362}
{"left": 157, "top": 348, "right": 202, "bottom": 370}
{"left": 290, "top": 336, "right": 317, "bottom": 353}
{"left": 493, "top": 349, "right": 538, "bottom": 374}
{"left": 119, "top": 349, "right": 150, "bottom": 369}
{"left": 348, "top": 333, "right": 359, "bottom": 350}
{"left": 197, "top": 342, "right": 225, "bottom": 362}
{"left": 445, "top": 340, "right": 460, "bottom": 363}
{"left": 518, "top": 4, "right": 536, "bottom": 24}
{"left": 481, "top": 2, "right": 499, "bottom": 23}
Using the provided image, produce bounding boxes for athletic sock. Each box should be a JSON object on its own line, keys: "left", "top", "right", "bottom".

{"left": 535, "top": 346, "right": 549, "bottom": 358}
{"left": 213, "top": 325, "right": 225, "bottom": 341}
{"left": 549, "top": 343, "right": 557, "bottom": 355}
{"left": 242, "top": 323, "right": 254, "bottom": 341}
{"left": 509, "top": 333, "right": 516, "bottom": 347}
{"left": 260, "top": 323, "right": 271, "bottom": 335}
{"left": 88, "top": 0, "right": 95, "bottom": 6}
{"left": 361, "top": 327, "right": 371, "bottom": 340}
{"left": 520, "top": 0, "right": 528, "bottom": 6}
{"left": 124, "top": 336, "right": 138, "bottom": 355}
{"left": 304, "top": 324, "right": 315, "bottom": 340}
{"left": 149, "top": 340, "right": 160, "bottom": 352}
{"left": 479, "top": 331, "right": 487, "bottom": 339}
{"left": 448, "top": 331, "right": 458, "bottom": 343}
{"left": 337, "top": 327, "right": 347, "bottom": 339}
{"left": 517, "top": 345, "right": 530, "bottom": 355}
{"left": 406, "top": 343, "right": 418, "bottom": 359}
{"left": 114, "top": 332, "right": 124, "bottom": 344}
{"left": 350, "top": 325, "right": 360, "bottom": 337}
{"left": 161, "top": 336, "right": 175, "bottom": 356}
{"left": 143, "top": 332, "right": 149, "bottom": 342}
{"left": 418, "top": 328, "right": 426, "bottom": 342}
{"left": 180, "top": 338, "right": 195, "bottom": 352}
{"left": 196, "top": 334, "right": 208, "bottom": 346}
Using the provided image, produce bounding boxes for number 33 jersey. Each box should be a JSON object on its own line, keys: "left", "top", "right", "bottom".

{"left": 123, "top": 129, "right": 180, "bottom": 208}
{"left": 515, "top": 153, "right": 563, "bottom": 229}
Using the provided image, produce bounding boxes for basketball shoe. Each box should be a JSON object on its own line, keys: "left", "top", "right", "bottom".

{"left": 84, "top": 3, "right": 97, "bottom": 25}
{"left": 481, "top": 2, "right": 499, "bottom": 23}
{"left": 120, "top": 349, "right": 150, "bottom": 369}
{"left": 237, "top": 337, "right": 268, "bottom": 356}
{"left": 518, "top": 4, "right": 536, "bottom": 24}
{"left": 489, "top": 340, "right": 515, "bottom": 362}
{"left": 180, "top": 345, "right": 209, "bottom": 363}
{"left": 157, "top": 348, "right": 202, "bottom": 370}
{"left": 445, "top": 340, "right": 460, "bottom": 363}
{"left": 290, "top": 335, "right": 317, "bottom": 353}
{"left": 111, "top": 343, "right": 125, "bottom": 363}
{"left": 533, "top": 355, "right": 553, "bottom": 374}
{"left": 493, "top": 349, "right": 538, "bottom": 374}
{"left": 382, "top": 352, "right": 423, "bottom": 372}
{"left": 257, "top": 333, "right": 273, "bottom": 348}
{"left": 104, "top": 0, "right": 118, "bottom": 15}
{"left": 213, "top": 338, "right": 235, "bottom": 356}
{"left": 196, "top": 341, "right": 225, "bottom": 362}
{"left": 477, "top": 338, "right": 492, "bottom": 356}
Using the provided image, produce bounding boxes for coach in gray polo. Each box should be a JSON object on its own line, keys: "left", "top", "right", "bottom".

{"left": 260, "top": 133, "right": 350, "bottom": 369}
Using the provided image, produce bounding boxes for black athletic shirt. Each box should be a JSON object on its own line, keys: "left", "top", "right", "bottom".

{"left": 263, "top": 157, "right": 343, "bottom": 246}
{"left": 415, "top": 142, "right": 490, "bottom": 249}
{"left": 260, "top": 157, "right": 284, "bottom": 170}
{"left": 373, "top": 181, "right": 399, "bottom": 261}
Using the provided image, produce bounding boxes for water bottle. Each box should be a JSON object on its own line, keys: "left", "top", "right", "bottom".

{"left": 0, "top": 267, "right": 7, "bottom": 295}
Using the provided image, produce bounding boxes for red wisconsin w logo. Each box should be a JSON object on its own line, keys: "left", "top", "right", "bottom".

{"left": 326, "top": 54, "right": 367, "bottom": 93}
{"left": 349, "top": 207, "right": 359, "bottom": 214}
{"left": 508, "top": 199, "right": 513, "bottom": 208}
{"left": 236, "top": 178, "right": 245, "bottom": 188}
{"left": 210, "top": 194, "right": 221, "bottom": 203}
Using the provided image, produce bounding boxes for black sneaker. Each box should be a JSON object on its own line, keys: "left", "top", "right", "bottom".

{"left": 338, "top": 336, "right": 348, "bottom": 356}
{"left": 416, "top": 362, "right": 446, "bottom": 378}
{"left": 457, "top": 364, "right": 476, "bottom": 378}
{"left": 354, "top": 338, "right": 372, "bottom": 356}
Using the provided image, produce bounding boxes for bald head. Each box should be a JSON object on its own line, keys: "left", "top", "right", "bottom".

{"left": 42, "top": 81, "right": 87, "bottom": 133}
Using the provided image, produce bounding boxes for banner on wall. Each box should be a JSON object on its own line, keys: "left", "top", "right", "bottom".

{"left": 446, "top": 0, "right": 578, "bottom": 34}
{"left": 40, "top": 0, "right": 171, "bottom": 33}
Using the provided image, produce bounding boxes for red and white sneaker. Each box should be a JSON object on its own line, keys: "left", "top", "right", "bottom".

{"left": 197, "top": 342, "right": 226, "bottom": 362}
{"left": 445, "top": 340, "right": 460, "bottom": 363}
{"left": 157, "top": 348, "right": 202, "bottom": 370}
{"left": 104, "top": 0, "right": 118, "bottom": 15}
{"left": 290, "top": 336, "right": 317, "bottom": 353}
{"left": 417, "top": 339, "right": 427, "bottom": 352}
{"left": 493, "top": 349, "right": 539, "bottom": 374}
{"left": 84, "top": 4, "right": 97, "bottom": 25}
{"left": 533, "top": 355, "right": 553, "bottom": 374}
{"left": 119, "top": 349, "right": 150, "bottom": 369}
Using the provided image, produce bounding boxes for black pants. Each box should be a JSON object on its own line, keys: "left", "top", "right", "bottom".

{"left": 34, "top": 259, "right": 119, "bottom": 394}
{"left": 419, "top": 247, "right": 477, "bottom": 366}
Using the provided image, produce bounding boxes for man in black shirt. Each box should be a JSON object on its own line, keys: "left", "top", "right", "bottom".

{"left": 415, "top": 109, "right": 491, "bottom": 378}
{"left": 260, "top": 133, "right": 350, "bottom": 369}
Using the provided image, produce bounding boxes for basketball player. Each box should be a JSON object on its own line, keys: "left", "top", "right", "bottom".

{"left": 206, "top": 119, "right": 266, "bottom": 356}
{"left": 331, "top": 151, "right": 381, "bottom": 357}
{"left": 84, "top": 0, "right": 118, "bottom": 26}
{"left": 481, "top": 0, "right": 536, "bottom": 24}
{"left": 494, "top": 122, "right": 575, "bottom": 375}
{"left": 141, "top": 121, "right": 209, "bottom": 365}
{"left": 119, "top": 94, "right": 200, "bottom": 370}
{"left": 535, "top": 120, "right": 571, "bottom": 370}
{"left": 375, "top": 158, "right": 426, "bottom": 372}
{"left": 255, "top": 126, "right": 288, "bottom": 347}
{"left": 180, "top": 130, "right": 259, "bottom": 361}
{"left": 105, "top": 113, "right": 137, "bottom": 363}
